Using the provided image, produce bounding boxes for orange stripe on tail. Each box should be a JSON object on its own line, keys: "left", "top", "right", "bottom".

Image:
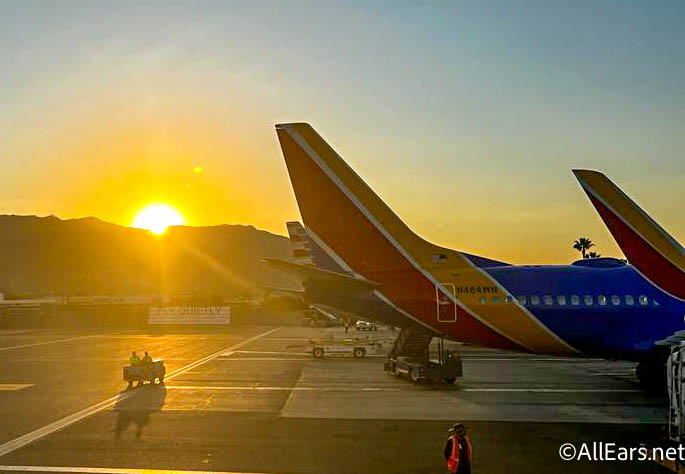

{"left": 573, "top": 169, "right": 684, "bottom": 299}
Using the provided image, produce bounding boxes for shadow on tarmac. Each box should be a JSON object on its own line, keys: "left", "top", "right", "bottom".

{"left": 113, "top": 384, "right": 166, "bottom": 440}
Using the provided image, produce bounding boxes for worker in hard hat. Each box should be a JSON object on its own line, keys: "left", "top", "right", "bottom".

{"left": 444, "top": 422, "right": 473, "bottom": 473}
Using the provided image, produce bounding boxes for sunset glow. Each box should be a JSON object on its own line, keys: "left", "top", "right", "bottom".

{"left": 131, "top": 204, "right": 185, "bottom": 234}
{"left": 0, "top": 2, "right": 682, "bottom": 263}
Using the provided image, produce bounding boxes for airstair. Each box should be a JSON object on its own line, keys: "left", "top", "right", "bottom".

{"left": 389, "top": 328, "right": 433, "bottom": 360}
{"left": 656, "top": 331, "right": 685, "bottom": 442}
{"left": 668, "top": 346, "right": 685, "bottom": 442}
{"left": 385, "top": 328, "right": 462, "bottom": 384}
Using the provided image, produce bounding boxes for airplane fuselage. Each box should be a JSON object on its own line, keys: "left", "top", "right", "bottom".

{"left": 302, "top": 258, "right": 684, "bottom": 360}
{"left": 484, "top": 260, "right": 684, "bottom": 359}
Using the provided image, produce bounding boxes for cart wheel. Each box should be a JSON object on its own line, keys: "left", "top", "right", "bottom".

{"left": 313, "top": 347, "right": 325, "bottom": 358}
{"left": 353, "top": 347, "right": 366, "bottom": 359}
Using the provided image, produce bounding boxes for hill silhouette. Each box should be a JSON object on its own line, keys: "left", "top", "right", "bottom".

{"left": 0, "top": 215, "right": 299, "bottom": 296}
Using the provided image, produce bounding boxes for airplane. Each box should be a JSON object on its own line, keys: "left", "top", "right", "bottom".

{"left": 266, "top": 221, "right": 437, "bottom": 332}
{"left": 271, "top": 122, "right": 685, "bottom": 388}
{"left": 572, "top": 169, "right": 684, "bottom": 301}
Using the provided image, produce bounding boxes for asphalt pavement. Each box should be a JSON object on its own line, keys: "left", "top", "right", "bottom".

{"left": 0, "top": 325, "right": 672, "bottom": 473}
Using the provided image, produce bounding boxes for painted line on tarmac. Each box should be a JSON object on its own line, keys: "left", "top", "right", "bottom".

{"left": 0, "top": 358, "right": 199, "bottom": 363}
{"left": 216, "top": 358, "right": 312, "bottom": 361}
{"left": 166, "top": 385, "right": 398, "bottom": 392}
{"left": 590, "top": 372, "right": 634, "bottom": 376}
{"left": 0, "top": 335, "right": 102, "bottom": 353}
{"left": 166, "top": 385, "right": 642, "bottom": 393}
{"left": 460, "top": 357, "right": 605, "bottom": 362}
{"left": 0, "top": 466, "right": 270, "bottom": 474}
{"left": 460, "top": 388, "right": 641, "bottom": 393}
{"left": 216, "top": 356, "right": 385, "bottom": 361}
{"left": 232, "top": 350, "right": 310, "bottom": 356}
{"left": 0, "top": 384, "right": 33, "bottom": 391}
{"left": 228, "top": 350, "right": 384, "bottom": 359}
{"left": 0, "top": 326, "right": 284, "bottom": 459}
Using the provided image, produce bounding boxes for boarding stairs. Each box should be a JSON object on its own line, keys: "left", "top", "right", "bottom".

{"left": 386, "top": 328, "right": 462, "bottom": 384}
{"left": 389, "top": 328, "right": 434, "bottom": 362}
{"left": 656, "top": 331, "right": 685, "bottom": 442}
{"left": 668, "top": 347, "right": 685, "bottom": 442}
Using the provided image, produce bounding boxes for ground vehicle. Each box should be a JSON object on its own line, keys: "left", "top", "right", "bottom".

{"left": 385, "top": 350, "right": 462, "bottom": 384}
{"left": 306, "top": 338, "right": 380, "bottom": 358}
{"left": 355, "top": 320, "right": 377, "bottom": 331}
{"left": 123, "top": 360, "right": 166, "bottom": 389}
{"left": 385, "top": 334, "right": 463, "bottom": 384}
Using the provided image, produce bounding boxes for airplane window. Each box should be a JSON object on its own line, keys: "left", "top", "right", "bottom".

{"left": 571, "top": 295, "right": 580, "bottom": 306}
{"left": 625, "top": 295, "right": 634, "bottom": 305}
{"left": 557, "top": 295, "right": 567, "bottom": 306}
{"left": 530, "top": 295, "right": 540, "bottom": 305}
{"left": 598, "top": 295, "right": 607, "bottom": 306}
{"left": 479, "top": 297, "right": 486, "bottom": 305}
{"left": 584, "top": 295, "right": 593, "bottom": 305}
{"left": 611, "top": 295, "right": 621, "bottom": 306}
{"left": 504, "top": 296, "right": 512, "bottom": 304}
{"left": 492, "top": 296, "right": 499, "bottom": 304}
{"left": 517, "top": 295, "right": 527, "bottom": 305}
{"left": 639, "top": 295, "right": 648, "bottom": 306}
{"left": 543, "top": 295, "right": 553, "bottom": 306}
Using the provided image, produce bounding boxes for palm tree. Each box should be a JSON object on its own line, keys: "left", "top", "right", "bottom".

{"left": 573, "top": 237, "right": 595, "bottom": 259}
{"left": 587, "top": 251, "right": 602, "bottom": 259}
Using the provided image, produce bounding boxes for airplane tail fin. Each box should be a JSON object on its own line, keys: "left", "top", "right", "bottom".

{"left": 285, "top": 221, "right": 314, "bottom": 266}
{"left": 276, "top": 123, "right": 460, "bottom": 277}
{"left": 573, "top": 169, "right": 684, "bottom": 299}
{"left": 275, "top": 123, "right": 575, "bottom": 354}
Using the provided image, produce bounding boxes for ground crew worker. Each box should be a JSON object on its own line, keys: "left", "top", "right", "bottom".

{"left": 126, "top": 351, "right": 142, "bottom": 390}
{"left": 142, "top": 351, "right": 152, "bottom": 365}
{"left": 129, "top": 351, "right": 141, "bottom": 366}
{"left": 444, "top": 423, "right": 473, "bottom": 474}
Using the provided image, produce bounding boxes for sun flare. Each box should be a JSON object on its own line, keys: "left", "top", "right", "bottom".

{"left": 131, "top": 204, "right": 185, "bottom": 234}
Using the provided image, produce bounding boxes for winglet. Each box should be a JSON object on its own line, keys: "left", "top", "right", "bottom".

{"left": 573, "top": 169, "right": 684, "bottom": 299}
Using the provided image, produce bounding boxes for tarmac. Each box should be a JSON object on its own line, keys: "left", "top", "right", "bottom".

{"left": 0, "top": 324, "right": 672, "bottom": 473}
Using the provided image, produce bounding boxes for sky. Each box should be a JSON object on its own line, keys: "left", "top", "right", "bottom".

{"left": 0, "top": 0, "right": 683, "bottom": 263}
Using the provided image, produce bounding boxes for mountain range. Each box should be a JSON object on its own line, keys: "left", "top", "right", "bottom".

{"left": 0, "top": 215, "right": 299, "bottom": 297}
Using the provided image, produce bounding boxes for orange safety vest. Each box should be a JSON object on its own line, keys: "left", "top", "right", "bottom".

{"left": 446, "top": 434, "right": 473, "bottom": 473}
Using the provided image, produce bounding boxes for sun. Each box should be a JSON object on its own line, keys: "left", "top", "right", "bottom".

{"left": 131, "top": 204, "right": 186, "bottom": 235}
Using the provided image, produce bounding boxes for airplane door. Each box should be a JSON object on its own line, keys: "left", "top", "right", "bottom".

{"left": 436, "top": 283, "right": 457, "bottom": 322}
